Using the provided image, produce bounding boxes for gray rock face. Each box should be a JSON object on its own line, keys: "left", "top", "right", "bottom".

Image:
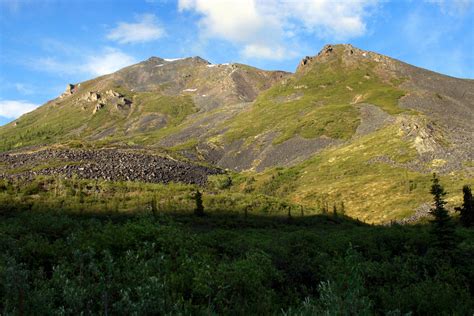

{"left": 59, "top": 83, "right": 80, "bottom": 99}
{"left": 0, "top": 148, "right": 223, "bottom": 186}
{"left": 355, "top": 103, "right": 394, "bottom": 137}
{"left": 81, "top": 90, "right": 132, "bottom": 114}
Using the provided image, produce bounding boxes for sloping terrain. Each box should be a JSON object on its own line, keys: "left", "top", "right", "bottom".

{"left": 1, "top": 44, "right": 472, "bottom": 223}
{"left": 0, "top": 56, "right": 288, "bottom": 151}
{"left": 0, "top": 148, "right": 222, "bottom": 185}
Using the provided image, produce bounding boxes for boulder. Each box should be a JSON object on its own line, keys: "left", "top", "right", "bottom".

{"left": 59, "top": 83, "right": 80, "bottom": 99}
{"left": 93, "top": 103, "right": 105, "bottom": 114}
{"left": 82, "top": 91, "right": 101, "bottom": 102}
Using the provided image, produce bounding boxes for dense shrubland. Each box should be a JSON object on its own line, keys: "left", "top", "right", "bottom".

{"left": 0, "top": 176, "right": 473, "bottom": 315}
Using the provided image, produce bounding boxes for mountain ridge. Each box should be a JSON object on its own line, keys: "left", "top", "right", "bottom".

{"left": 1, "top": 43, "right": 472, "bottom": 223}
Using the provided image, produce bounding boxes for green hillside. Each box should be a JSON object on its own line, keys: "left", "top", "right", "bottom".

{"left": 1, "top": 44, "right": 473, "bottom": 224}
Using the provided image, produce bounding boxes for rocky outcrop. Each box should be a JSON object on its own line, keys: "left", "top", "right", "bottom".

{"left": 82, "top": 91, "right": 101, "bottom": 102}
{"left": 93, "top": 103, "right": 105, "bottom": 114}
{"left": 0, "top": 148, "right": 223, "bottom": 186}
{"left": 59, "top": 83, "right": 80, "bottom": 99}
{"left": 81, "top": 90, "right": 132, "bottom": 114}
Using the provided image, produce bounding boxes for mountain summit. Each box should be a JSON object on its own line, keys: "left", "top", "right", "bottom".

{"left": 1, "top": 44, "right": 473, "bottom": 223}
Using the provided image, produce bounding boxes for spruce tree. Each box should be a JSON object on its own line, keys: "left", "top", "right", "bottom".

{"left": 150, "top": 196, "right": 158, "bottom": 218}
{"left": 194, "top": 190, "right": 204, "bottom": 217}
{"left": 429, "top": 174, "right": 456, "bottom": 250}
{"left": 455, "top": 185, "right": 473, "bottom": 227}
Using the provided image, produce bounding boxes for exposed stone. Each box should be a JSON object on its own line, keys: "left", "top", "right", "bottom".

{"left": 300, "top": 56, "right": 313, "bottom": 66}
{"left": 59, "top": 83, "right": 79, "bottom": 99}
{"left": 0, "top": 148, "right": 223, "bottom": 186}
{"left": 115, "top": 97, "right": 132, "bottom": 110}
{"left": 82, "top": 91, "right": 101, "bottom": 102}
{"left": 318, "top": 44, "right": 334, "bottom": 56}
{"left": 93, "top": 103, "right": 105, "bottom": 114}
{"left": 105, "top": 90, "right": 121, "bottom": 98}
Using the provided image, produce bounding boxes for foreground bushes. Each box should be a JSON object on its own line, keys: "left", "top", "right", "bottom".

{"left": 1, "top": 209, "right": 473, "bottom": 315}
{"left": 0, "top": 177, "right": 473, "bottom": 314}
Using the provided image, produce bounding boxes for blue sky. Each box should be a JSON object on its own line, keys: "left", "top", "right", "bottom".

{"left": 0, "top": 0, "right": 473, "bottom": 126}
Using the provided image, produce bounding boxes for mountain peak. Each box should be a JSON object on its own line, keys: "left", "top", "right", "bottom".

{"left": 144, "top": 56, "right": 210, "bottom": 65}
{"left": 296, "top": 43, "right": 392, "bottom": 73}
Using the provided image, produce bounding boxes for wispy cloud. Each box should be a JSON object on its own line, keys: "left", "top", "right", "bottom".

{"left": 107, "top": 14, "right": 165, "bottom": 44}
{"left": 14, "top": 83, "right": 35, "bottom": 95}
{"left": 425, "top": 0, "right": 473, "bottom": 16}
{"left": 0, "top": 99, "right": 39, "bottom": 119}
{"left": 83, "top": 48, "right": 137, "bottom": 76}
{"left": 179, "top": 0, "right": 378, "bottom": 59}
{"left": 242, "top": 44, "right": 295, "bottom": 61}
{"left": 400, "top": 9, "right": 473, "bottom": 78}
{"left": 33, "top": 47, "right": 137, "bottom": 77}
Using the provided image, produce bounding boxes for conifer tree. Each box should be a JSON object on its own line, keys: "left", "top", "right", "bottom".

{"left": 150, "top": 196, "right": 158, "bottom": 218}
{"left": 455, "top": 185, "right": 473, "bottom": 227}
{"left": 429, "top": 174, "right": 456, "bottom": 250}
{"left": 194, "top": 190, "right": 204, "bottom": 217}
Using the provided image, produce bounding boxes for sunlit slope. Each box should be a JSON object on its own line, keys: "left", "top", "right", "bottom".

{"left": 236, "top": 122, "right": 472, "bottom": 223}
{"left": 0, "top": 57, "right": 288, "bottom": 151}
{"left": 1, "top": 44, "right": 472, "bottom": 223}
{"left": 223, "top": 45, "right": 406, "bottom": 145}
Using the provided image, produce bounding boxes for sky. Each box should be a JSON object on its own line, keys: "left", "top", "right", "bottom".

{"left": 0, "top": 0, "right": 473, "bottom": 126}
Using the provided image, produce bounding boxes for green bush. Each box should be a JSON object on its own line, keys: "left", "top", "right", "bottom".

{"left": 1, "top": 178, "right": 474, "bottom": 314}
{"left": 208, "top": 174, "right": 233, "bottom": 190}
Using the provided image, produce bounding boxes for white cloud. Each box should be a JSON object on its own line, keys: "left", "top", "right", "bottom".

{"left": 425, "top": 0, "right": 473, "bottom": 15}
{"left": 242, "top": 44, "right": 291, "bottom": 60}
{"left": 35, "top": 48, "right": 137, "bottom": 77}
{"left": 0, "top": 100, "right": 39, "bottom": 119}
{"left": 179, "top": 0, "right": 378, "bottom": 59}
{"left": 83, "top": 48, "right": 137, "bottom": 76}
{"left": 285, "top": 0, "right": 377, "bottom": 38}
{"left": 107, "top": 14, "right": 165, "bottom": 44}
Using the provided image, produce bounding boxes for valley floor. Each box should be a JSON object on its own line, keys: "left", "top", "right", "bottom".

{"left": 1, "top": 178, "right": 473, "bottom": 315}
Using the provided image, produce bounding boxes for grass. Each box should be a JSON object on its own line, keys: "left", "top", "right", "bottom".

{"left": 133, "top": 93, "right": 197, "bottom": 125}
{"left": 223, "top": 52, "right": 406, "bottom": 145}
{"left": 0, "top": 84, "right": 198, "bottom": 151}
{"left": 234, "top": 124, "right": 473, "bottom": 223}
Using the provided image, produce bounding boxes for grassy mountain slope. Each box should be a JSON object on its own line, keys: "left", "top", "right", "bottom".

{"left": 1, "top": 44, "right": 472, "bottom": 223}
{"left": 198, "top": 44, "right": 472, "bottom": 222}
{"left": 0, "top": 57, "right": 288, "bottom": 152}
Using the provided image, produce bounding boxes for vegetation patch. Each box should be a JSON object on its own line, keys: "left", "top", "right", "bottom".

{"left": 224, "top": 56, "right": 406, "bottom": 145}
{"left": 237, "top": 125, "right": 473, "bottom": 222}
{"left": 0, "top": 178, "right": 473, "bottom": 314}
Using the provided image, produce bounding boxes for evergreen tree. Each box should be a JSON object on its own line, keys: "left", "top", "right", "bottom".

{"left": 150, "top": 196, "right": 158, "bottom": 218}
{"left": 429, "top": 174, "right": 456, "bottom": 250}
{"left": 194, "top": 190, "right": 204, "bottom": 217}
{"left": 287, "top": 204, "right": 292, "bottom": 221}
{"left": 455, "top": 185, "right": 473, "bottom": 227}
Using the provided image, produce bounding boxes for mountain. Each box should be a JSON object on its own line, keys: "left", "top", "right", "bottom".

{"left": 1, "top": 44, "right": 473, "bottom": 223}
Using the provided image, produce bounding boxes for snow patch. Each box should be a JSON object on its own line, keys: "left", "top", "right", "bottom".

{"left": 206, "top": 64, "right": 217, "bottom": 68}
{"left": 164, "top": 58, "right": 184, "bottom": 62}
{"left": 183, "top": 88, "right": 197, "bottom": 92}
{"left": 155, "top": 64, "right": 164, "bottom": 67}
